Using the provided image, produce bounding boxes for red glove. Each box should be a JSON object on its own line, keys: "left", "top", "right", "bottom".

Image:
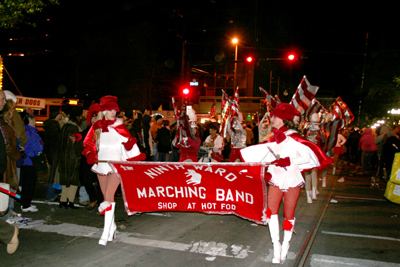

{"left": 85, "top": 151, "right": 96, "bottom": 165}
{"left": 271, "top": 157, "right": 291, "bottom": 168}
{"left": 71, "top": 133, "right": 82, "bottom": 142}
{"left": 123, "top": 137, "right": 137, "bottom": 151}
{"left": 127, "top": 153, "right": 147, "bottom": 161}
{"left": 264, "top": 172, "right": 272, "bottom": 182}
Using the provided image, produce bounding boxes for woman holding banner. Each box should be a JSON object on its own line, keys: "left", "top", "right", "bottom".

{"left": 240, "top": 103, "right": 331, "bottom": 264}
{"left": 83, "top": 95, "right": 146, "bottom": 246}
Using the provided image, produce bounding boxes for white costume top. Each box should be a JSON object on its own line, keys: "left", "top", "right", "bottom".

{"left": 227, "top": 121, "right": 247, "bottom": 148}
{"left": 91, "top": 119, "right": 142, "bottom": 175}
{"left": 205, "top": 134, "right": 224, "bottom": 154}
{"left": 240, "top": 129, "right": 320, "bottom": 191}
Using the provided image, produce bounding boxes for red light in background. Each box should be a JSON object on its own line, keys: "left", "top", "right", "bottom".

{"left": 246, "top": 56, "right": 253, "bottom": 63}
{"left": 182, "top": 88, "right": 190, "bottom": 95}
{"left": 288, "top": 54, "right": 295, "bottom": 61}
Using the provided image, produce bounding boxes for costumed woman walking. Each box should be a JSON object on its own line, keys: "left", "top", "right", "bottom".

{"left": 303, "top": 112, "right": 324, "bottom": 203}
{"left": 227, "top": 113, "right": 246, "bottom": 162}
{"left": 240, "top": 103, "right": 331, "bottom": 264}
{"left": 83, "top": 95, "right": 146, "bottom": 246}
{"left": 175, "top": 107, "right": 201, "bottom": 162}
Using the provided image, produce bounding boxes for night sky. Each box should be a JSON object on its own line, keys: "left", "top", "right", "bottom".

{"left": 1, "top": 1, "right": 397, "bottom": 122}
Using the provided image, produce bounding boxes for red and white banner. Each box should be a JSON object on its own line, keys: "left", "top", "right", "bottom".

{"left": 109, "top": 162, "right": 269, "bottom": 225}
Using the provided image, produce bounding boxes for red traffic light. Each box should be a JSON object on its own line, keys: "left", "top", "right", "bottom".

{"left": 182, "top": 88, "right": 190, "bottom": 95}
{"left": 246, "top": 56, "right": 253, "bottom": 63}
{"left": 287, "top": 54, "right": 295, "bottom": 61}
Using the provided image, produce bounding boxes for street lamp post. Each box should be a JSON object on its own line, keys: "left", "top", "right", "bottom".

{"left": 232, "top": 38, "right": 238, "bottom": 91}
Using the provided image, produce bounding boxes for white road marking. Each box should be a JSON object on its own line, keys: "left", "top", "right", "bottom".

{"left": 322, "top": 231, "right": 400, "bottom": 242}
{"left": 17, "top": 220, "right": 252, "bottom": 259}
{"left": 333, "top": 196, "right": 386, "bottom": 201}
{"left": 310, "top": 254, "right": 400, "bottom": 267}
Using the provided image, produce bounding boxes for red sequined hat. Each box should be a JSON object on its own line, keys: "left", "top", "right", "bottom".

{"left": 270, "top": 103, "right": 299, "bottom": 121}
{"left": 99, "top": 95, "right": 120, "bottom": 112}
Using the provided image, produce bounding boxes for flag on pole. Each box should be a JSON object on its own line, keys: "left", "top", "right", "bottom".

{"left": 171, "top": 97, "right": 197, "bottom": 147}
{"left": 229, "top": 87, "right": 241, "bottom": 132}
{"left": 321, "top": 119, "right": 344, "bottom": 156}
{"left": 330, "top": 97, "right": 354, "bottom": 124}
{"left": 259, "top": 87, "right": 280, "bottom": 111}
{"left": 220, "top": 90, "right": 232, "bottom": 137}
{"left": 290, "top": 76, "right": 319, "bottom": 115}
{"left": 305, "top": 98, "right": 327, "bottom": 122}
{"left": 230, "top": 87, "right": 240, "bottom": 118}
{"left": 209, "top": 102, "right": 216, "bottom": 119}
{"left": 171, "top": 97, "right": 179, "bottom": 121}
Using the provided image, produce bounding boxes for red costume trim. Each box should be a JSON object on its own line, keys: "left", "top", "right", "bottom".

{"left": 269, "top": 128, "right": 287, "bottom": 144}
{"left": 264, "top": 172, "right": 272, "bottom": 182}
{"left": 92, "top": 118, "right": 116, "bottom": 133}
{"left": 288, "top": 132, "right": 333, "bottom": 171}
{"left": 266, "top": 208, "right": 272, "bottom": 219}
{"left": 113, "top": 123, "right": 133, "bottom": 139}
{"left": 100, "top": 204, "right": 112, "bottom": 215}
{"left": 283, "top": 219, "right": 294, "bottom": 231}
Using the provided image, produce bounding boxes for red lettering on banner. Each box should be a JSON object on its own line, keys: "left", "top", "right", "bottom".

{"left": 110, "top": 162, "right": 268, "bottom": 225}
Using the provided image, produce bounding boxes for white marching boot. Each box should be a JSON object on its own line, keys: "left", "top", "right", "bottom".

{"left": 306, "top": 190, "right": 312, "bottom": 204}
{"left": 268, "top": 214, "right": 281, "bottom": 264}
{"left": 312, "top": 187, "right": 318, "bottom": 200}
{"left": 99, "top": 202, "right": 116, "bottom": 246}
{"left": 281, "top": 218, "right": 295, "bottom": 262}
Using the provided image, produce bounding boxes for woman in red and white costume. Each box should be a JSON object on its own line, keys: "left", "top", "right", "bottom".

{"left": 175, "top": 107, "right": 201, "bottom": 162}
{"left": 83, "top": 95, "right": 146, "bottom": 246}
{"left": 240, "top": 103, "right": 331, "bottom": 264}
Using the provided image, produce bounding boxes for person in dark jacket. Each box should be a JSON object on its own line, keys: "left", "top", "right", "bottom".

{"left": 0, "top": 100, "right": 21, "bottom": 219}
{"left": 142, "top": 109, "right": 152, "bottom": 161}
{"left": 50, "top": 107, "right": 83, "bottom": 209}
{"left": 155, "top": 120, "right": 171, "bottom": 162}
{"left": 20, "top": 114, "right": 44, "bottom": 212}
{"left": 43, "top": 107, "right": 62, "bottom": 202}
{"left": 71, "top": 104, "right": 103, "bottom": 212}
{"left": 0, "top": 92, "right": 20, "bottom": 253}
{"left": 129, "top": 118, "right": 145, "bottom": 154}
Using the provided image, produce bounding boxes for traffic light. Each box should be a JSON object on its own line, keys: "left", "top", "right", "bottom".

{"left": 182, "top": 88, "right": 190, "bottom": 96}
{"left": 246, "top": 56, "right": 253, "bottom": 63}
{"left": 287, "top": 54, "right": 295, "bottom": 61}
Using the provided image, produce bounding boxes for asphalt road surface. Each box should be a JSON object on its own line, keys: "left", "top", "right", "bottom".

{"left": 2, "top": 160, "right": 400, "bottom": 267}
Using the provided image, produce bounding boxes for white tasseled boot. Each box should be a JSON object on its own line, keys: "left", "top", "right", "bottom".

{"left": 99, "top": 202, "right": 116, "bottom": 246}
{"left": 312, "top": 187, "right": 318, "bottom": 200}
{"left": 306, "top": 190, "right": 312, "bottom": 204}
{"left": 281, "top": 218, "right": 295, "bottom": 262}
{"left": 268, "top": 214, "right": 281, "bottom": 264}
